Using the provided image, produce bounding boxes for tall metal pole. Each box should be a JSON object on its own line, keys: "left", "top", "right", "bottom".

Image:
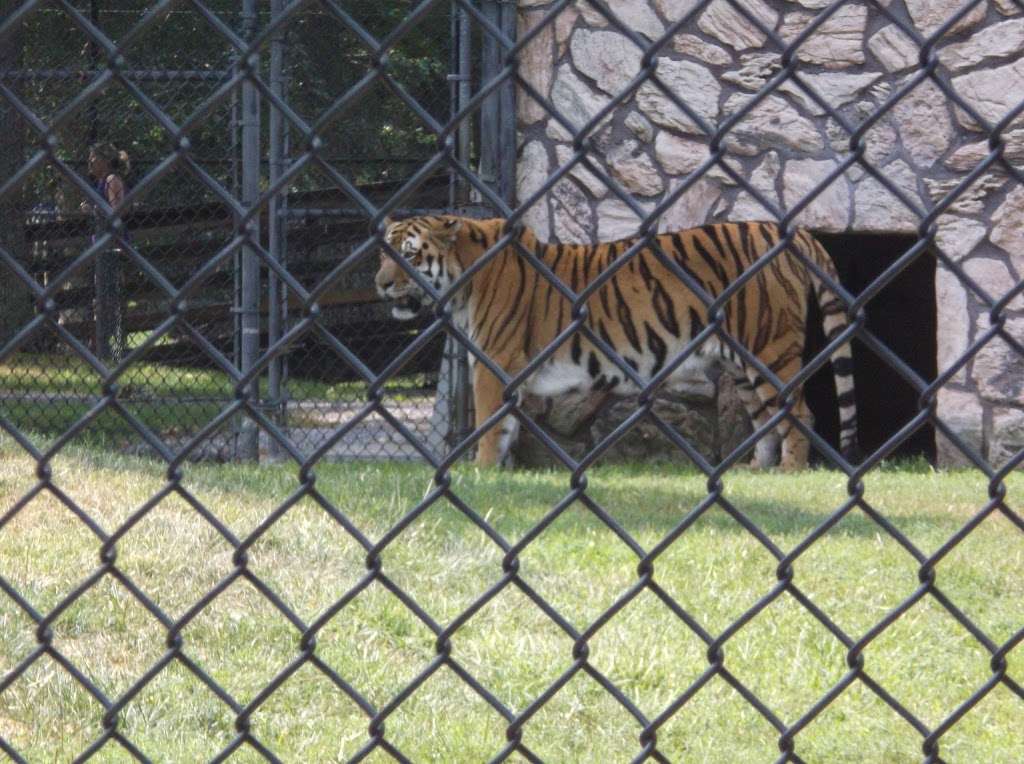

{"left": 238, "top": 0, "right": 261, "bottom": 460}
{"left": 267, "top": 0, "right": 285, "bottom": 461}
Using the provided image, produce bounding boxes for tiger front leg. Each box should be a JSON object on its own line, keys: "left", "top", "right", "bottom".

{"left": 472, "top": 364, "right": 519, "bottom": 467}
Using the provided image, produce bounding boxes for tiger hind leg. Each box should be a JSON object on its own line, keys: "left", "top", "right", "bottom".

{"left": 743, "top": 365, "right": 814, "bottom": 471}
{"left": 732, "top": 373, "right": 779, "bottom": 469}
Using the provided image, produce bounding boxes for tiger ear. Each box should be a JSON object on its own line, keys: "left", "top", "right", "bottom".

{"left": 383, "top": 216, "right": 394, "bottom": 229}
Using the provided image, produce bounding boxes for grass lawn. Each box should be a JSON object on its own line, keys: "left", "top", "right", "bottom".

{"left": 0, "top": 353, "right": 431, "bottom": 447}
{"left": 0, "top": 436, "right": 1021, "bottom": 762}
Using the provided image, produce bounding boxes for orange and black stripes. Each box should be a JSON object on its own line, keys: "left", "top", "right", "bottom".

{"left": 376, "top": 215, "right": 859, "bottom": 468}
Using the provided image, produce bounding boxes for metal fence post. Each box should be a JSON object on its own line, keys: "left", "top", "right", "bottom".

{"left": 267, "top": 0, "right": 286, "bottom": 462}
{"left": 237, "top": 0, "right": 261, "bottom": 461}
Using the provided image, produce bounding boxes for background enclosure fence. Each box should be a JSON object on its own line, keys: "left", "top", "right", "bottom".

{"left": 1, "top": 0, "right": 1023, "bottom": 761}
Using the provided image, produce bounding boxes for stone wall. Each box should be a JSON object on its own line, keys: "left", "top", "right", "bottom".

{"left": 514, "top": 0, "right": 1024, "bottom": 467}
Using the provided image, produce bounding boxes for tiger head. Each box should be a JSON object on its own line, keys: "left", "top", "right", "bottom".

{"left": 375, "top": 215, "right": 464, "bottom": 320}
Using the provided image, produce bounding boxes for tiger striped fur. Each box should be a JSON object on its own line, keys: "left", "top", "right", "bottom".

{"left": 375, "top": 215, "right": 858, "bottom": 470}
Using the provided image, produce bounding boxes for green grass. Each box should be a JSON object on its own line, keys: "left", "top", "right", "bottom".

{"left": 0, "top": 353, "right": 431, "bottom": 444}
{"left": 0, "top": 436, "right": 1022, "bottom": 762}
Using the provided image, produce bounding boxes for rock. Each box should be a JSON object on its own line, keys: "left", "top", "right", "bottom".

{"left": 554, "top": 7, "right": 580, "bottom": 57}
{"left": 607, "top": 139, "right": 664, "bottom": 196}
{"left": 851, "top": 159, "right": 920, "bottom": 232}
{"left": 779, "top": 5, "right": 868, "bottom": 69}
{"left": 830, "top": 117, "right": 898, "bottom": 178}
{"left": 579, "top": 1, "right": 665, "bottom": 41}
{"left": 655, "top": 0, "right": 703, "bottom": 23}
{"left": 778, "top": 71, "right": 882, "bottom": 115}
{"left": 935, "top": 214, "right": 987, "bottom": 260}
{"left": 936, "top": 266, "right": 969, "bottom": 383}
{"left": 636, "top": 58, "right": 721, "bottom": 135}
{"left": 550, "top": 63, "right": 612, "bottom": 133}
{"left": 721, "top": 52, "right": 781, "bottom": 91}
{"left": 571, "top": 29, "right": 642, "bottom": 97}
{"left": 936, "top": 387, "right": 985, "bottom": 466}
{"left": 938, "top": 19, "right": 1024, "bottom": 72}
{"left": 868, "top": 24, "right": 919, "bottom": 73}
{"left": 783, "top": 158, "right": 852, "bottom": 231}
{"left": 990, "top": 408, "right": 1024, "bottom": 471}
{"left": 654, "top": 132, "right": 710, "bottom": 175}
{"left": 518, "top": 12, "right": 555, "bottom": 126}
{"left": 891, "top": 77, "right": 954, "bottom": 167}
{"left": 697, "top": 0, "right": 779, "bottom": 51}
{"left": 595, "top": 197, "right": 654, "bottom": 241}
{"left": 625, "top": 111, "right": 654, "bottom": 142}
{"left": 945, "top": 129, "right": 1024, "bottom": 172}
{"left": 952, "top": 57, "right": 1024, "bottom": 131}
{"left": 723, "top": 93, "right": 825, "bottom": 152}
{"left": 972, "top": 316, "right": 1024, "bottom": 403}
{"left": 672, "top": 34, "right": 733, "bottom": 66}
{"left": 964, "top": 258, "right": 1024, "bottom": 312}
{"left": 904, "top": 0, "right": 986, "bottom": 37}
{"left": 551, "top": 178, "right": 594, "bottom": 244}
{"left": 556, "top": 145, "right": 608, "bottom": 198}
{"left": 991, "top": 185, "right": 1024, "bottom": 261}
{"left": 925, "top": 173, "right": 1007, "bottom": 216}
{"left": 518, "top": 140, "right": 552, "bottom": 241}
{"left": 659, "top": 177, "right": 720, "bottom": 231}
{"left": 731, "top": 151, "right": 782, "bottom": 220}
{"left": 995, "top": 0, "right": 1023, "bottom": 15}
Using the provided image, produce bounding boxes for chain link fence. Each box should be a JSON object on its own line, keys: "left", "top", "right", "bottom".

{"left": 1, "top": 0, "right": 1023, "bottom": 760}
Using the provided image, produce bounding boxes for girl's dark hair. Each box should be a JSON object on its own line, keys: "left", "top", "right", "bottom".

{"left": 90, "top": 142, "right": 131, "bottom": 175}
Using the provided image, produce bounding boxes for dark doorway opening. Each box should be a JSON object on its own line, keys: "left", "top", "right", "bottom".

{"left": 803, "top": 233, "right": 937, "bottom": 464}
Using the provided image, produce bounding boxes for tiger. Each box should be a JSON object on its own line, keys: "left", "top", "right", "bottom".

{"left": 374, "top": 215, "right": 858, "bottom": 470}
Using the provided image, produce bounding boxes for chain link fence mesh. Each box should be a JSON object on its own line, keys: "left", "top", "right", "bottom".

{"left": 0, "top": 0, "right": 1022, "bottom": 761}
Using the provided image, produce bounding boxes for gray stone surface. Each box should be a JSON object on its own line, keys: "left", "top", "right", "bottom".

{"left": 637, "top": 58, "right": 721, "bottom": 134}
{"left": 779, "top": 5, "right": 868, "bottom": 69}
{"left": 868, "top": 24, "right": 919, "bottom": 73}
{"left": 964, "top": 258, "right": 1024, "bottom": 312}
{"left": 891, "top": 78, "right": 955, "bottom": 166}
{"left": 936, "top": 266, "right": 969, "bottom": 384}
{"left": 550, "top": 64, "right": 612, "bottom": 133}
{"left": 607, "top": 139, "right": 665, "bottom": 196}
{"left": 731, "top": 151, "right": 781, "bottom": 220}
{"left": 697, "top": 0, "right": 778, "bottom": 51}
{"left": 571, "top": 29, "right": 642, "bottom": 97}
{"left": 945, "top": 128, "right": 1024, "bottom": 172}
{"left": 659, "top": 177, "right": 721, "bottom": 231}
{"left": 779, "top": 71, "right": 881, "bottom": 116}
{"left": 653, "top": 132, "right": 710, "bottom": 175}
{"left": 939, "top": 19, "right": 1024, "bottom": 72}
{"left": 723, "top": 93, "right": 825, "bottom": 152}
{"left": 625, "top": 111, "right": 654, "bottom": 142}
{"left": 595, "top": 197, "right": 654, "bottom": 241}
{"left": 905, "top": 0, "right": 986, "bottom": 37}
{"left": 551, "top": 178, "right": 594, "bottom": 244}
{"left": 518, "top": 11, "right": 555, "bottom": 126}
{"left": 936, "top": 387, "right": 985, "bottom": 465}
{"left": 851, "top": 159, "right": 920, "bottom": 232}
{"left": 991, "top": 185, "right": 1024, "bottom": 259}
{"left": 935, "top": 214, "right": 987, "bottom": 261}
{"left": 783, "top": 158, "right": 851, "bottom": 231}
{"left": 953, "top": 58, "right": 1024, "bottom": 131}
{"left": 990, "top": 407, "right": 1024, "bottom": 469}
{"left": 672, "top": 33, "right": 733, "bottom": 65}
{"left": 722, "top": 53, "right": 781, "bottom": 91}
{"left": 972, "top": 316, "right": 1024, "bottom": 404}
{"left": 925, "top": 174, "right": 1007, "bottom": 217}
